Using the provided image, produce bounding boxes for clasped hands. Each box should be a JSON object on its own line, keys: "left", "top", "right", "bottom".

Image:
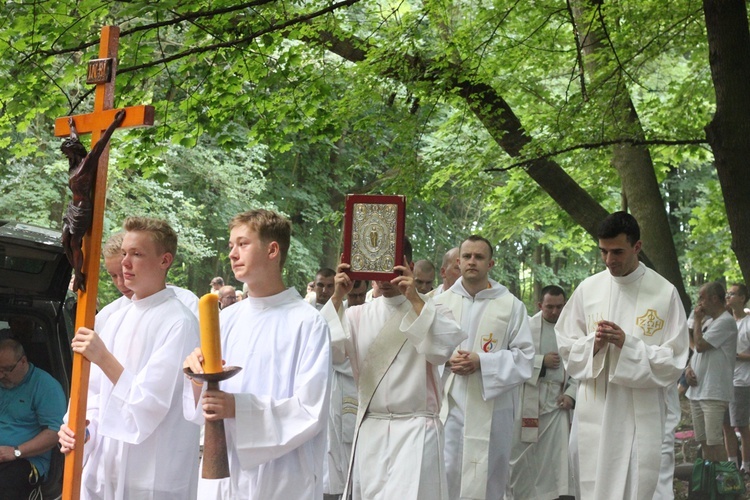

{"left": 449, "top": 350, "right": 480, "bottom": 376}
{"left": 594, "top": 320, "right": 625, "bottom": 353}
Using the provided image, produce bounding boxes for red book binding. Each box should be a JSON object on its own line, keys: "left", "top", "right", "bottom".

{"left": 342, "top": 194, "right": 406, "bottom": 281}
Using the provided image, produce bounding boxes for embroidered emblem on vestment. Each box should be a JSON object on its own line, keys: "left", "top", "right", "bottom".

{"left": 482, "top": 333, "right": 496, "bottom": 353}
{"left": 636, "top": 308, "right": 664, "bottom": 336}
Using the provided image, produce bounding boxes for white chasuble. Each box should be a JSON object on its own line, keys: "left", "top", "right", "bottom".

{"left": 323, "top": 356, "right": 357, "bottom": 496}
{"left": 556, "top": 263, "right": 689, "bottom": 500}
{"left": 507, "top": 311, "right": 576, "bottom": 500}
{"left": 183, "top": 288, "right": 331, "bottom": 500}
{"left": 78, "top": 287, "right": 201, "bottom": 500}
{"left": 322, "top": 293, "right": 465, "bottom": 500}
{"left": 436, "top": 278, "right": 534, "bottom": 500}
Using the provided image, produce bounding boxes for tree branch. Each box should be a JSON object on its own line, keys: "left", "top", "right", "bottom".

{"left": 59, "top": 0, "right": 362, "bottom": 114}
{"left": 22, "top": 0, "right": 280, "bottom": 60}
{"left": 120, "top": 0, "right": 362, "bottom": 73}
{"left": 486, "top": 137, "right": 708, "bottom": 172}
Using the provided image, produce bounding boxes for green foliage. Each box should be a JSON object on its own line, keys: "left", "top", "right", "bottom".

{"left": 0, "top": 0, "right": 741, "bottom": 310}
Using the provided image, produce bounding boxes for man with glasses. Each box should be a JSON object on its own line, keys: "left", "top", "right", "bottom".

{"left": 346, "top": 280, "right": 369, "bottom": 307}
{"left": 0, "top": 338, "right": 66, "bottom": 500}
{"left": 218, "top": 285, "right": 238, "bottom": 309}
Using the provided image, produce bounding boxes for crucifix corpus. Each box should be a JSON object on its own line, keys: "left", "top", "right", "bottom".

{"left": 53, "top": 25, "right": 154, "bottom": 500}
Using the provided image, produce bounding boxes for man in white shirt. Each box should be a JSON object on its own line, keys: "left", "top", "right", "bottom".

{"left": 59, "top": 217, "right": 201, "bottom": 499}
{"left": 346, "top": 280, "right": 368, "bottom": 307}
{"left": 311, "top": 268, "right": 336, "bottom": 310}
{"left": 183, "top": 209, "right": 330, "bottom": 499}
{"left": 413, "top": 259, "right": 436, "bottom": 295}
{"left": 321, "top": 269, "right": 358, "bottom": 500}
{"left": 97, "top": 232, "right": 199, "bottom": 332}
{"left": 427, "top": 248, "right": 460, "bottom": 298}
{"left": 723, "top": 283, "right": 750, "bottom": 471}
{"left": 685, "top": 281, "right": 738, "bottom": 462}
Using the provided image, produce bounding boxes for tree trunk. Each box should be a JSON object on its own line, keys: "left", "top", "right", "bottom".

{"left": 309, "top": 28, "right": 693, "bottom": 297}
{"left": 703, "top": 0, "right": 750, "bottom": 286}
{"left": 572, "top": 0, "right": 690, "bottom": 310}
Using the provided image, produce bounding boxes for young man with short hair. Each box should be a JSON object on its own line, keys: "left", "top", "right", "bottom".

{"left": 312, "top": 268, "right": 336, "bottom": 310}
{"left": 59, "top": 216, "right": 201, "bottom": 499}
{"left": 346, "top": 280, "right": 369, "bottom": 307}
{"left": 97, "top": 231, "right": 199, "bottom": 332}
{"left": 509, "top": 285, "right": 576, "bottom": 499}
{"left": 556, "top": 212, "right": 689, "bottom": 499}
{"left": 413, "top": 259, "right": 436, "bottom": 295}
{"left": 437, "top": 235, "right": 534, "bottom": 500}
{"left": 184, "top": 209, "right": 330, "bottom": 499}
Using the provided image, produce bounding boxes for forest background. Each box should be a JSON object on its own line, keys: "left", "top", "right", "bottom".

{"left": 1, "top": 0, "right": 748, "bottom": 310}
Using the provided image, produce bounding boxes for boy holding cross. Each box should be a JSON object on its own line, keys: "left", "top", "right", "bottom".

{"left": 58, "top": 216, "right": 201, "bottom": 499}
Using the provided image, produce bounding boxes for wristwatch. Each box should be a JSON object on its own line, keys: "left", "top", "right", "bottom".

{"left": 13, "top": 446, "right": 21, "bottom": 458}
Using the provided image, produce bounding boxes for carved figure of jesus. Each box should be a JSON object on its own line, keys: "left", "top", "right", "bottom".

{"left": 61, "top": 109, "right": 126, "bottom": 292}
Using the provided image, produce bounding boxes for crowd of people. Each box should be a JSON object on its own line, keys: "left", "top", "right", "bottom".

{"left": 1, "top": 208, "right": 748, "bottom": 500}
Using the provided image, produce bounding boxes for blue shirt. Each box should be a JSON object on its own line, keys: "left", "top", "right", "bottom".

{"left": 0, "top": 363, "right": 66, "bottom": 477}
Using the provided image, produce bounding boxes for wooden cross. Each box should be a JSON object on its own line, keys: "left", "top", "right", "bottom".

{"left": 53, "top": 25, "right": 154, "bottom": 500}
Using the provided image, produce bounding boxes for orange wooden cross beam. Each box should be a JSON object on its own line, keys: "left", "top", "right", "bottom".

{"left": 53, "top": 25, "right": 154, "bottom": 500}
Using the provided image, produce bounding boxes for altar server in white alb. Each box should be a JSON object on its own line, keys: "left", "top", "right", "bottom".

{"left": 436, "top": 235, "right": 534, "bottom": 500}
{"left": 58, "top": 216, "right": 201, "bottom": 499}
{"left": 94, "top": 232, "right": 135, "bottom": 331}
{"left": 96, "top": 231, "right": 199, "bottom": 333}
{"left": 508, "top": 285, "right": 576, "bottom": 500}
{"left": 183, "top": 209, "right": 331, "bottom": 500}
{"left": 556, "top": 211, "right": 689, "bottom": 500}
{"left": 321, "top": 239, "right": 465, "bottom": 500}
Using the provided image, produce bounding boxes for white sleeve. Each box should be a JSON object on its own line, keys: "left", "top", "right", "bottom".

{"left": 99, "top": 319, "right": 199, "bottom": 444}
{"left": 556, "top": 288, "right": 608, "bottom": 380}
{"left": 233, "top": 317, "right": 331, "bottom": 469}
{"left": 400, "top": 299, "right": 466, "bottom": 365}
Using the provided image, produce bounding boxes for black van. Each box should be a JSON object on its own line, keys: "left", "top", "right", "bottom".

{"left": 0, "top": 220, "right": 74, "bottom": 499}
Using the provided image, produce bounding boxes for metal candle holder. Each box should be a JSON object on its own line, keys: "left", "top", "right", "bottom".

{"left": 184, "top": 366, "right": 242, "bottom": 479}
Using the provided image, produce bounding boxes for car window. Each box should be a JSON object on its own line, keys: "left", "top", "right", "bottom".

{"left": 0, "top": 254, "right": 47, "bottom": 273}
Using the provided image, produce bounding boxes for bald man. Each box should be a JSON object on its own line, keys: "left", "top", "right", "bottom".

{"left": 427, "top": 248, "right": 460, "bottom": 298}
{"left": 413, "top": 260, "right": 436, "bottom": 295}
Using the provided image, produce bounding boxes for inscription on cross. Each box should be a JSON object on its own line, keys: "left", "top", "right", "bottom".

{"left": 53, "top": 25, "right": 154, "bottom": 500}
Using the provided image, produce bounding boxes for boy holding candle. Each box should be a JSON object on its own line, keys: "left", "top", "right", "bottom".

{"left": 183, "top": 209, "right": 331, "bottom": 500}
{"left": 58, "top": 216, "right": 201, "bottom": 499}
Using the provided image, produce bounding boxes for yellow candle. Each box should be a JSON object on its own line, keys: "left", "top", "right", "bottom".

{"left": 199, "top": 293, "right": 222, "bottom": 374}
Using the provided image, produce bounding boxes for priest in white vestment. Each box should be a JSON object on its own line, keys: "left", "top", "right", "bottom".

{"left": 322, "top": 275, "right": 360, "bottom": 500}
{"left": 436, "top": 235, "right": 534, "bottom": 500}
{"left": 183, "top": 210, "right": 331, "bottom": 500}
{"left": 59, "top": 217, "right": 202, "bottom": 500}
{"left": 426, "top": 247, "right": 460, "bottom": 299}
{"left": 321, "top": 248, "right": 465, "bottom": 500}
{"left": 508, "top": 285, "right": 577, "bottom": 499}
{"left": 555, "top": 212, "right": 689, "bottom": 500}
